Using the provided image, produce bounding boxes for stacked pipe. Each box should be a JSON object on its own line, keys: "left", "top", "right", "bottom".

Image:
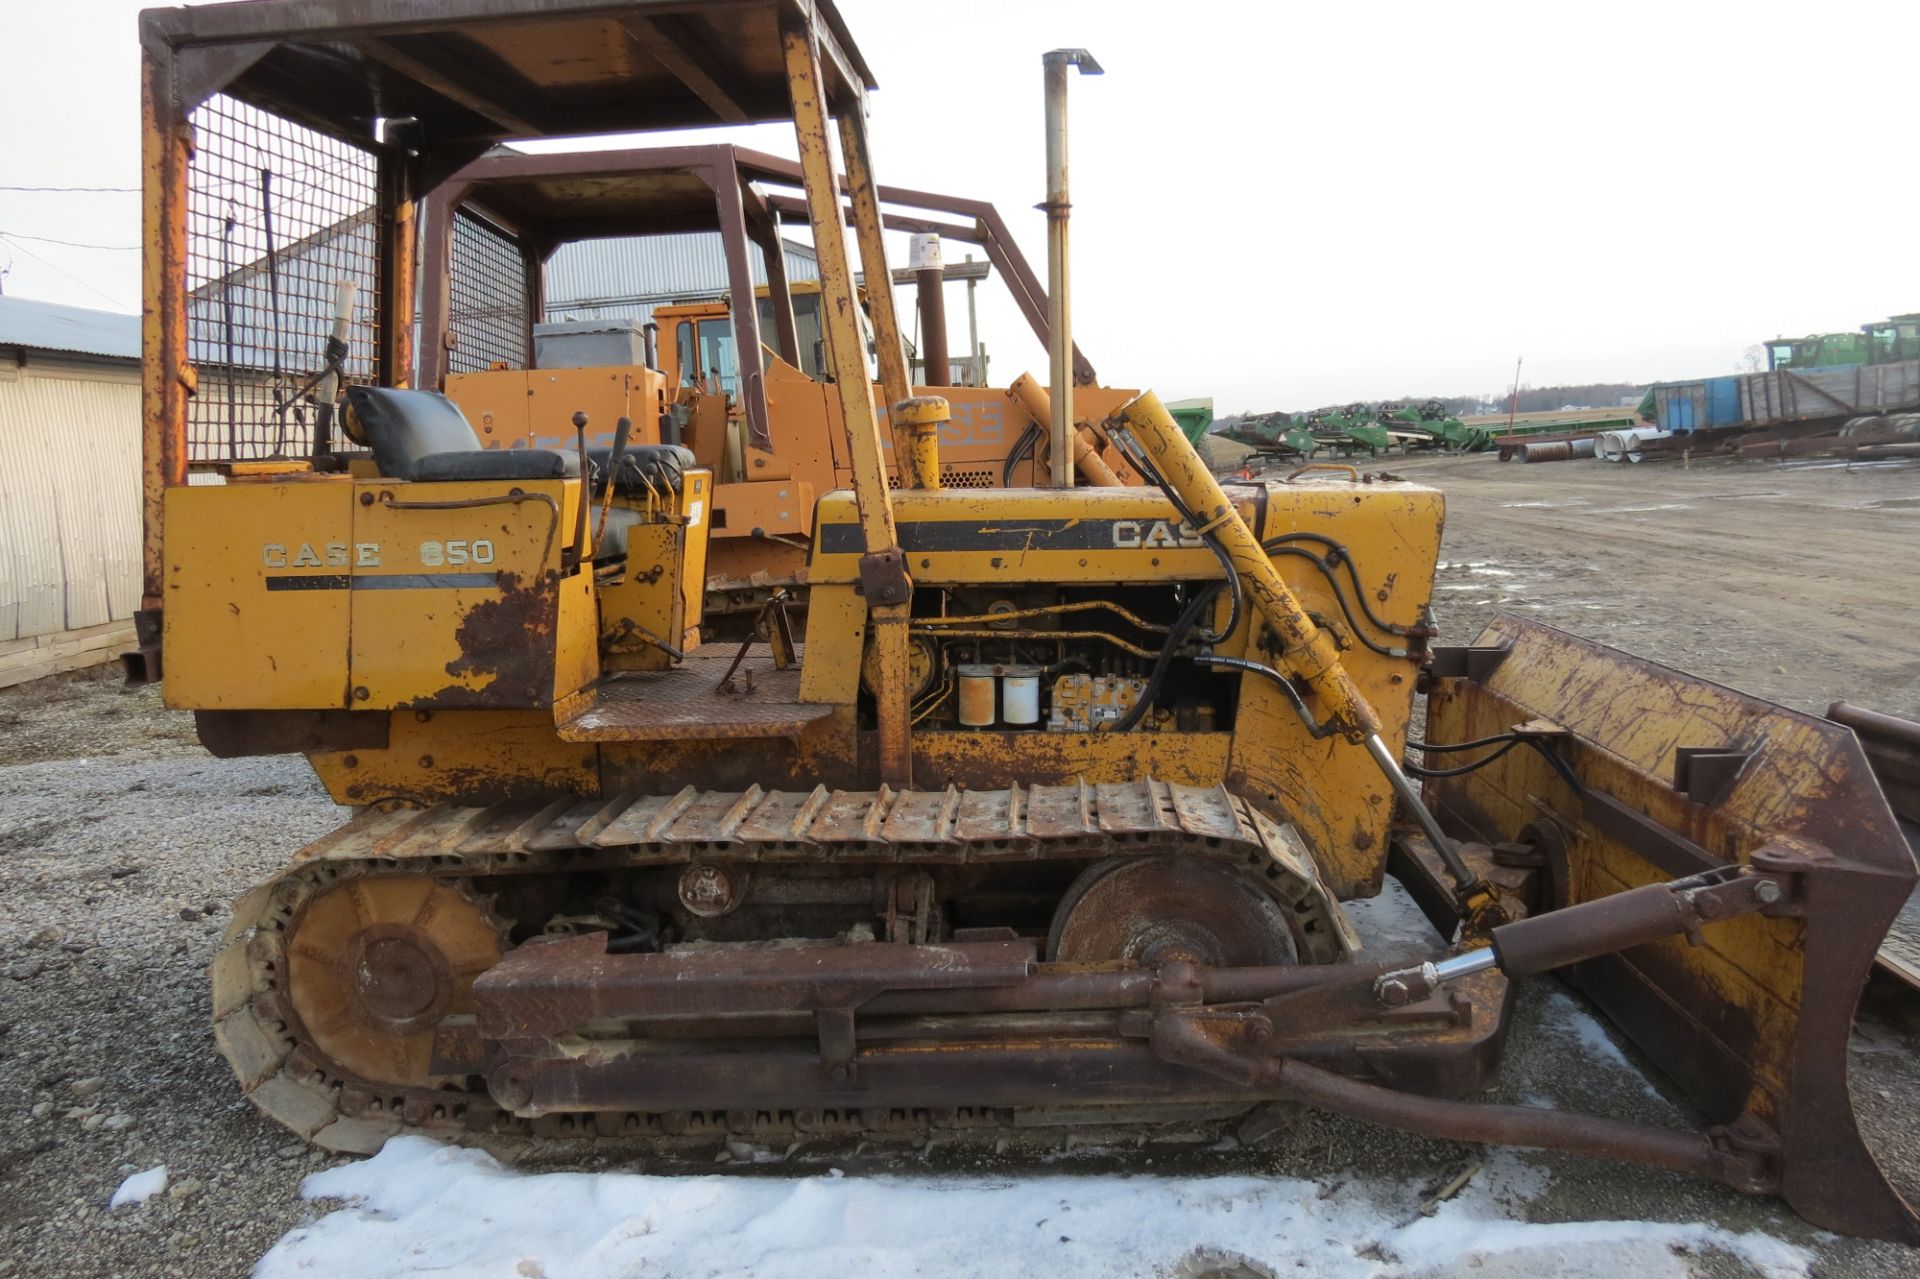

{"left": 1596, "top": 428, "right": 1673, "bottom": 463}
{"left": 1518, "top": 438, "right": 1597, "bottom": 463}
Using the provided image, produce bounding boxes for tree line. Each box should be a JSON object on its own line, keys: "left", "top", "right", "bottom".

{"left": 1231, "top": 381, "right": 1645, "bottom": 421}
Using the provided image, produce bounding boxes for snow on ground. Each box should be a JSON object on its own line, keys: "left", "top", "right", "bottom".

{"left": 251, "top": 881, "right": 1767, "bottom": 1278}
{"left": 109, "top": 1165, "right": 168, "bottom": 1208}
{"left": 1342, "top": 877, "right": 1452, "bottom": 961}
{"left": 254, "top": 1137, "right": 1810, "bottom": 1279}
{"left": 1534, "top": 990, "right": 1667, "bottom": 1102}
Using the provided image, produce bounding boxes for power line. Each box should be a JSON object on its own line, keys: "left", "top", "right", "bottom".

{"left": 0, "top": 235, "right": 137, "bottom": 313}
{"left": 0, "top": 185, "right": 138, "bottom": 193}
{"left": 0, "top": 230, "right": 140, "bottom": 251}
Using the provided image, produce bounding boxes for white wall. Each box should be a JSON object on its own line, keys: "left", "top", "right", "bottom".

{"left": 0, "top": 353, "right": 142, "bottom": 681}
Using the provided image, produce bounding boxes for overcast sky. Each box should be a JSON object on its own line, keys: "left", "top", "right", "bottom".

{"left": 4, "top": 0, "right": 1915, "bottom": 410}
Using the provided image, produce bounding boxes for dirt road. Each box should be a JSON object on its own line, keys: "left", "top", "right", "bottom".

{"left": 1393, "top": 450, "right": 1920, "bottom": 720}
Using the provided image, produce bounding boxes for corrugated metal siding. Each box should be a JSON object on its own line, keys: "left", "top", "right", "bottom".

{"left": 543, "top": 233, "right": 819, "bottom": 314}
{"left": 0, "top": 359, "right": 142, "bottom": 642}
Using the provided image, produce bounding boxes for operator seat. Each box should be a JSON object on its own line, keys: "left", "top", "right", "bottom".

{"left": 344, "top": 386, "right": 581, "bottom": 483}
{"left": 342, "top": 388, "right": 698, "bottom": 562}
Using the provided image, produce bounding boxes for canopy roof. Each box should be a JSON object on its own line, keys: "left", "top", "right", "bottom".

{"left": 139, "top": 0, "right": 874, "bottom": 149}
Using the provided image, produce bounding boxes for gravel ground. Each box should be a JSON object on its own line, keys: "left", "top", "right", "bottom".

{"left": 2, "top": 454, "right": 1918, "bottom": 1277}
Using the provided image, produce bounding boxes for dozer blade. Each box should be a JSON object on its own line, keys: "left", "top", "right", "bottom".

{"left": 1422, "top": 614, "right": 1919, "bottom": 1243}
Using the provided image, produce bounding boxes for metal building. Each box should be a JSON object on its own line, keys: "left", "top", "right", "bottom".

{"left": 0, "top": 297, "right": 143, "bottom": 686}
{"left": 544, "top": 231, "right": 821, "bottom": 329}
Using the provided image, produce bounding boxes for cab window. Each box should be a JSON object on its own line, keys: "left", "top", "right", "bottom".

{"left": 696, "top": 318, "right": 738, "bottom": 397}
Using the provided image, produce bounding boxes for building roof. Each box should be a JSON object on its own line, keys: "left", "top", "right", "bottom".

{"left": 0, "top": 295, "right": 140, "bottom": 362}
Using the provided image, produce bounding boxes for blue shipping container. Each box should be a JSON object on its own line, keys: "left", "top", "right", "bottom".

{"left": 1653, "top": 376, "right": 1745, "bottom": 433}
{"left": 1706, "top": 377, "right": 1741, "bottom": 426}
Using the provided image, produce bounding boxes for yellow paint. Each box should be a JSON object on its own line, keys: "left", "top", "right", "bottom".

{"left": 446, "top": 365, "right": 667, "bottom": 453}
{"left": 913, "top": 730, "right": 1232, "bottom": 789}
{"left": 599, "top": 471, "right": 712, "bottom": 672}
{"left": 346, "top": 477, "right": 576, "bottom": 709}
{"left": 162, "top": 480, "right": 355, "bottom": 709}
{"left": 713, "top": 477, "right": 813, "bottom": 540}
{"left": 309, "top": 709, "right": 598, "bottom": 807}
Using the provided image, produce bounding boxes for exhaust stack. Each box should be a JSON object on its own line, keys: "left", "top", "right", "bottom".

{"left": 1042, "top": 48, "right": 1102, "bottom": 487}
{"left": 909, "top": 232, "right": 950, "bottom": 387}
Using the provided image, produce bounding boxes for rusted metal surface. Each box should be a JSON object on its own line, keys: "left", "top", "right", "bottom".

{"left": 1826, "top": 702, "right": 1920, "bottom": 991}
{"left": 140, "top": 0, "right": 875, "bottom": 150}
{"left": 278, "top": 875, "right": 505, "bottom": 1089}
{"left": 468, "top": 926, "right": 1509, "bottom": 1119}
{"left": 139, "top": 44, "right": 190, "bottom": 612}
{"left": 478, "top": 933, "right": 1034, "bottom": 1039}
{"left": 559, "top": 644, "right": 830, "bottom": 742}
{"left": 213, "top": 768, "right": 1919, "bottom": 1236}
{"left": 914, "top": 255, "right": 950, "bottom": 388}
{"left": 1490, "top": 865, "right": 1785, "bottom": 976}
{"left": 425, "top": 570, "right": 561, "bottom": 708}
{"left": 1829, "top": 701, "right": 1920, "bottom": 824}
{"left": 215, "top": 779, "right": 1353, "bottom": 1147}
{"left": 1153, "top": 1016, "right": 1770, "bottom": 1192}
{"left": 1048, "top": 857, "right": 1301, "bottom": 966}
{"left": 1424, "top": 614, "right": 1920, "bottom": 1242}
{"left": 194, "top": 709, "right": 390, "bottom": 758}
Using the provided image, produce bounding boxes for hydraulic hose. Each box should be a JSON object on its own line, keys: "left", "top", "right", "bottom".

{"left": 1265, "top": 546, "right": 1403, "bottom": 657}
{"left": 1103, "top": 584, "right": 1220, "bottom": 734}
{"left": 1261, "top": 532, "right": 1414, "bottom": 639}
{"left": 1108, "top": 426, "right": 1244, "bottom": 646}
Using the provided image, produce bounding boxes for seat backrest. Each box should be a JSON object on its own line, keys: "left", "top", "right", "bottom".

{"left": 346, "top": 387, "right": 482, "bottom": 481}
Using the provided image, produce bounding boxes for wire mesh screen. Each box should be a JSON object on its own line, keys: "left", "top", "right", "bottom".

{"left": 185, "top": 94, "right": 380, "bottom": 462}
{"left": 447, "top": 210, "right": 529, "bottom": 375}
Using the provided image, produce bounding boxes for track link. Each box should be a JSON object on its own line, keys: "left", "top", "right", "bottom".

{"left": 212, "top": 779, "right": 1356, "bottom": 1152}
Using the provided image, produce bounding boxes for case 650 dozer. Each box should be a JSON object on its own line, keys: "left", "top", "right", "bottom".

{"left": 134, "top": 0, "right": 1917, "bottom": 1243}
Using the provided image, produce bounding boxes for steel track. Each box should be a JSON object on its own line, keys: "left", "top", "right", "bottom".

{"left": 211, "top": 778, "right": 1356, "bottom": 1152}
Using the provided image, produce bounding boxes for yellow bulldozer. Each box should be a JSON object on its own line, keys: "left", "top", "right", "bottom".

{"left": 131, "top": 0, "right": 1916, "bottom": 1244}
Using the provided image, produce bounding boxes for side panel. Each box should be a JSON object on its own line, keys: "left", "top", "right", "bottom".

{"left": 347, "top": 478, "right": 574, "bottom": 709}
{"left": 1228, "top": 485, "right": 1444, "bottom": 898}
{"left": 308, "top": 709, "right": 598, "bottom": 807}
{"left": 443, "top": 368, "right": 531, "bottom": 446}
{"left": 712, "top": 478, "right": 812, "bottom": 541}
{"left": 526, "top": 367, "right": 661, "bottom": 451}
{"left": 162, "top": 481, "right": 355, "bottom": 709}
{"left": 808, "top": 487, "right": 1226, "bottom": 586}
{"left": 447, "top": 367, "right": 665, "bottom": 452}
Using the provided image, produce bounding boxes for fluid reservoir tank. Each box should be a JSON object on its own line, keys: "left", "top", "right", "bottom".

{"left": 956, "top": 665, "right": 998, "bottom": 727}
{"left": 1000, "top": 666, "right": 1043, "bottom": 725}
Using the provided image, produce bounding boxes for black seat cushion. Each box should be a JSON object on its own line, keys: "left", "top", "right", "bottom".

{"left": 347, "top": 386, "right": 579, "bottom": 483}
{"left": 587, "top": 444, "right": 697, "bottom": 496}
{"left": 595, "top": 506, "right": 646, "bottom": 560}
{"left": 413, "top": 449, "right": 581, "bottom": 482}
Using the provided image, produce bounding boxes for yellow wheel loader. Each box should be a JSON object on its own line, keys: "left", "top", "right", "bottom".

{"left": 130, "top": 0, "right": 1916, "bottom": 1244}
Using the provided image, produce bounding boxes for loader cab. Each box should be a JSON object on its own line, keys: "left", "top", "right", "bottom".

{"left": 656, "top": 283, "right": 834, "bottom": 391}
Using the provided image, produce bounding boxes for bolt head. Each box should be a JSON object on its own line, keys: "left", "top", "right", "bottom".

{"left": 1753, "top": 879, "right": 1783, "bottom": 904}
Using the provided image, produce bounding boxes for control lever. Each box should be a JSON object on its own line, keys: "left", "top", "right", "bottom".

{"left": 596, "top": 415, "right": 634, "bottom": 544}
{"left": 569, "top": 411, "right": 589, "bottom": 567}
